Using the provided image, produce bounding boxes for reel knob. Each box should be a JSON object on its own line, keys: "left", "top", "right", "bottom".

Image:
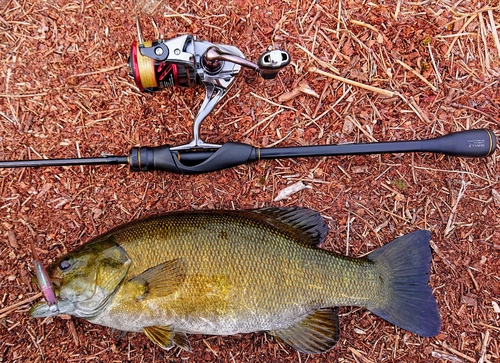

{"left": 257, "top": 50, "right": 291, "bottom": 79}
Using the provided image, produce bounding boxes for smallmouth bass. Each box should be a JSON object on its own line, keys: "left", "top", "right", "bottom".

{"left": 30, "top": 207, "right": 441, "bottom": 353}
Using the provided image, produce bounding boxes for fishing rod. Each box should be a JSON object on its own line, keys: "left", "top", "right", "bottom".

{"left": 0, "top": 20, "right": 496, "bottom": 174}
{"left": 0, "top": 130, "right": 496, "bottom": 174}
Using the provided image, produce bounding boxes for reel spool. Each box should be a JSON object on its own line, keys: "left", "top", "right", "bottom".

{"left": 129, "top": 40, "right": 194, "bottom": 90}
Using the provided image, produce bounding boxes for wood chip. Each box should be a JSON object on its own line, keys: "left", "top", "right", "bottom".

{"left": 7, "top": 230, "right": 19, "bottom": 249}
{"left": 273, "top": 181, "right": 310, "bottom": 202}
{"left": 492, "top": 189, "right": 500, "bottom": 208}
{"left": 36, "top": 183, "right": 53, "bottom": 199}
{"left": 278, "top": 82, "right": 319, "bottom": 102}
{"left": 492, "top": 301, "right": 500, "bottom": 313}
{"left": 431, "top": 350, "right": 464, "bottom": 363}
{"left": 351, "top": 165, "right": 368, "bottom": 174}
{"left": 342, "top": 118, "right": 354, "bottom": 134}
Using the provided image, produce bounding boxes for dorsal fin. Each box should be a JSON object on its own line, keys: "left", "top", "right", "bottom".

{"left": 252, "top": 207, "right": 328, "bottom": 246}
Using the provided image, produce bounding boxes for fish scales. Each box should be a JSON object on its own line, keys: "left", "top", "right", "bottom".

{"left": 30, "top": 208, "right": 441, "bottom": 354}
{"left": 98, "top": 211, "right": 378, "bottom": 333}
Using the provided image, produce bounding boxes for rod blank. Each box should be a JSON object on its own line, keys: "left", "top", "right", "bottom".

{"left": 0, "top": 156, "right": 128, "bottom": 168}
{"left": 258, "top": 129, "right": 497, "bottom": 159}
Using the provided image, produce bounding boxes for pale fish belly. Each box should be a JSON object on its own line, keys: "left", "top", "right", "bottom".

{"left": 89, "top": 292, "right": 316, "bottom": 335}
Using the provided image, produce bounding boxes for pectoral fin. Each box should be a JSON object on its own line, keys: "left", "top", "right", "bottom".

{"left": 130, "top": 258, "right": 186, "bottom": 301}
{"left": 143, "top": 326, "right": 191, "bottom": 351}
{"left": 270, "top": 308, "right": 340, "bottom": 354}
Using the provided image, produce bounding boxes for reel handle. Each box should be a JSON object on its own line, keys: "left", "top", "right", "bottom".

{"left": 203, "top": 47, "right": 291, "bottom": 79}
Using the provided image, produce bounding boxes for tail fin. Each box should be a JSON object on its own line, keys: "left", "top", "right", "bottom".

{"left": 367, "top": 230, "right": 441, "bottom": 337}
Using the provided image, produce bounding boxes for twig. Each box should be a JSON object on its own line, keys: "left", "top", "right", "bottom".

{"left": 0, "top": 293, "right": 42, "bottom": 318}
{"left": 395, "top": 59, "right": 438, "bottom": 92}
{"left": 444, "top": 178, "right": 468, "bottom": 237}
{"left": 350, "top": 19, "right": 380, "bottom": 33}
{"left": 67, "top": 63, "right": 126, "bottom": 78}
{"left": 477, "top": 11, "right": 490, "bottom": 72}
{"left": 410, "top": 165, "right": 491, "bottom": 183}
{"left": 407, "top": 96, "right": 432, "bottom": 124}
{"left": 394, "top": 0, "right": 401, "bottom": 20}
{"left": 450, "top": 103, "right": 498, "bottom": 123}
{"left": 345, "top": 115, "right": 378, "bottom": 142}
{"left": 428, "top": 43, "right": 443, "bottom": 84}
{"left": 296, "top": 43, "right": 340, "bottom": 75}
{"left": 441, "top": 342, "right": 476, "bottom": 363}
{"left": 430, "top": 240, "right": 455, "bottom": 271}
{"left": 336, "top": 0, "right": 342, "bottom": 38}
{"left": 466, "top": 267, "right": 479, "bottom": 291}
{"left": 445, "top": 17, "right": 476, "bottom": 58}
{"left": 487, "top": 10, "right": 500, "bottom": 59}
{"left": 443, "top": 6, "right": 499, "bottom": 58}
{"left": 250, "top": 92, "right": 296, "bottom": 111}
{"left": 309, "top": 67, "right": 396, "bottom": 97}
{"left": 0, "top": 92, "right": 48, "bottom": 98}
{"left": 478, "top": 330, "right": 490, "bottom": 363}
{"left": 304, "top": 6, "right": 322, "bottom": 37}
{"left": 242, "top": 109, "right": 284, "bottom": 137}
{"left": 348, "top": 347, "right": 375, "bottom": 363}
{"left": 318, "top": 29, "right": 349, "bottom": 61}
{"left": 476, "top": 322, "right": 500, "bottom": 332}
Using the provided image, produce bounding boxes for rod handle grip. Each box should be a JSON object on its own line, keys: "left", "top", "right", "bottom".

{"left": 129, "top": 143, "right": 257, "bottom": 174}
{"left": 424, "top": 129, "right": 496, "bottom": 157}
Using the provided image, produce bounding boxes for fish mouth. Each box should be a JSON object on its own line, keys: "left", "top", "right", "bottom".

{"left": 30, "top": 284, "right": 115, "bottom": 319}
{"left": 29, "top": 299, "right": 75, "bottom": 318}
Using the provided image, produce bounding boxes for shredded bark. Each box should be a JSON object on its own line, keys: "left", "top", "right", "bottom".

{"left": 1, "top": 0, "right": 499, "bottom": 362}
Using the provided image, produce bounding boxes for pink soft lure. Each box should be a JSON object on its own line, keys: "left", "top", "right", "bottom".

{"left": 30, "top": 240, "right": 58, "bottom": 312}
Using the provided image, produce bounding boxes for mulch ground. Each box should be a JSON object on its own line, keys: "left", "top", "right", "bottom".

{"left": 1, "top": 0, "right": 499, "bottom": 362}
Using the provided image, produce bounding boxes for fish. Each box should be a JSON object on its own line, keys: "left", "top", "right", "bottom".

{"left": 30, "top": 207, "right": 441, "bottom": 354}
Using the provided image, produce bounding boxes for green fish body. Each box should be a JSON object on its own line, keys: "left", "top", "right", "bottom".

{"left": 30, "top": 208, "right": 441, "bottom": 353}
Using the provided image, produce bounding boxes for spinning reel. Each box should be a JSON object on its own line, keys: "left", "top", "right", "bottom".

{"left": 128, "top": 18, "right": 291, "bottom": 150}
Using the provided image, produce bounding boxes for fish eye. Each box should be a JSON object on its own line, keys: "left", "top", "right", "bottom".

{"left": 59, "top": 259, "right": 72, "bottom": 271}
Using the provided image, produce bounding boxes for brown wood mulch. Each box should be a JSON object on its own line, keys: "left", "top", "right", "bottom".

{"left": 1, "top": 0, "right": 499, "bottom": 362}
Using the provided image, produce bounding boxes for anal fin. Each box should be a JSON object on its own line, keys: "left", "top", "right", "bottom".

{"left": 143, "top": 326, "right": 175, "bottom": 350}
{"left": 143, "top": 326, "right": 192, "bottom": 351}
{"left": 173, "top": 331, "right": 192, "bottom": 352}
{"left": 270, "top": 308, "right": 340, "bottom": 354}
